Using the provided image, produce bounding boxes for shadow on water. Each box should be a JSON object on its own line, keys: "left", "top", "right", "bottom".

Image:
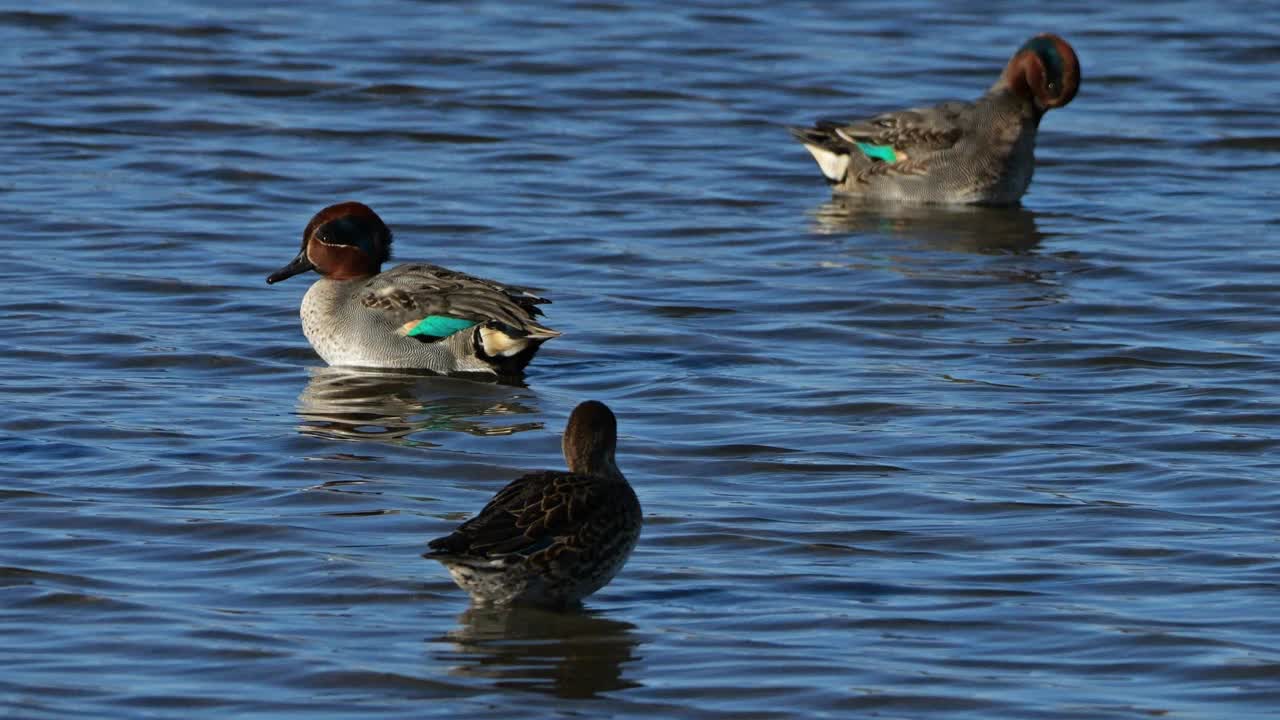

{"left": 430, "top": 605, "right": 642, "bottom": 699}
{"left": 295, "top": 367, "right": 544, "bottom": 443}
{"left": 810, "top": 196, "right": 1046, "bottom": 254}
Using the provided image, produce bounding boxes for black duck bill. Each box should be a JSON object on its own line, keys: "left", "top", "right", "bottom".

{"left": 266, "top": 250, "right": 316, "bottom": 284}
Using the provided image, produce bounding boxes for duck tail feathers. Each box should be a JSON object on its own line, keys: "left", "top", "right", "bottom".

{"left": 789, "top": 124, "right": 851, "bottom": 184}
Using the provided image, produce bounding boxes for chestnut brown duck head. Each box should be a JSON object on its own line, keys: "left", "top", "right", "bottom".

{"left": 267, "top": 201, "right": 392, "bottom": 284}
{"left": 995, "top": 33, "right": 1081, "bottom": 115}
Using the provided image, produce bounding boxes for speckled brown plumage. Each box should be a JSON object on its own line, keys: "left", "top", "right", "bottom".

{"left": 425, "top": 401, "right": 642, "bottom": 607}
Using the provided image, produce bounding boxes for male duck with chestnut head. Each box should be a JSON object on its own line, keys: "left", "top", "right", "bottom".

{"left": 790, "top": 34, "right": 1081, "bottom": 205}
{"left": 267, "top": 202, "right": 559, "bottom": 377}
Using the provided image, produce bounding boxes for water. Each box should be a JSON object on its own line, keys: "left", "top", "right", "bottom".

{"left": 3, "top": 1, "right": 1280, "bottom": 717}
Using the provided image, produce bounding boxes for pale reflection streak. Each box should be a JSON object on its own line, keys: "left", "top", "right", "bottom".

{"left": 430, "top": 605, "right": 641, "bottom": 699}
{"left": 811, "top": 196, "right": 1046, "bottom": 255}
{"left": 295, "top": 367, "right": 543, "bottom": 443}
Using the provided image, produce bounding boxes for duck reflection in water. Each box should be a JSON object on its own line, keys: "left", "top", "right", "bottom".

{"left": 295, "top": 367, "right": 542, "bottom": 443}
{"left": 431, "top": 605, "right": 640, "bottom": 699}
{"left": 811, "top": 196, "right": 1047, "bottom": 255}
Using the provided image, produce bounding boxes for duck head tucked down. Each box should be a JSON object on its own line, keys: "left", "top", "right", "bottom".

{"left": 996, "top": 34, "right": 1080, "bottom": 115}
{"left": 267, "top": 201, "right": 559, "bottom": 377}
{"left": 424, "top": 400, "right": 642, "bottom": 608}
{"left": 789, "top": 33, "right": 1081, "bottom": 205}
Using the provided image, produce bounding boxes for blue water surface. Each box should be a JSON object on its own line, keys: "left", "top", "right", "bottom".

{"left": 2, "top": 1, "right": 1279, "bottom": 717}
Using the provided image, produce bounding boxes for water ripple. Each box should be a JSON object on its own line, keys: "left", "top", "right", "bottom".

{"left": 2, "top": 1, "right": 1279, "bottom": 718}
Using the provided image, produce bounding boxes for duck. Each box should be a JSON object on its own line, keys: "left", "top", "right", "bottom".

{"left": 266, "top": 201, "right": 559, "bottom": 376}
{"left": 789, "top": 33, "right": 1080, "bottom": 205}
{"left": 424, "top": 400, "right": 642, "bottom": 607}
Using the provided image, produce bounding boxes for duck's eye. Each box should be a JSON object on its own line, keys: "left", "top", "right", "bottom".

{"left": 1047, "top": 81, "right": 1059, "bottom": 93}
